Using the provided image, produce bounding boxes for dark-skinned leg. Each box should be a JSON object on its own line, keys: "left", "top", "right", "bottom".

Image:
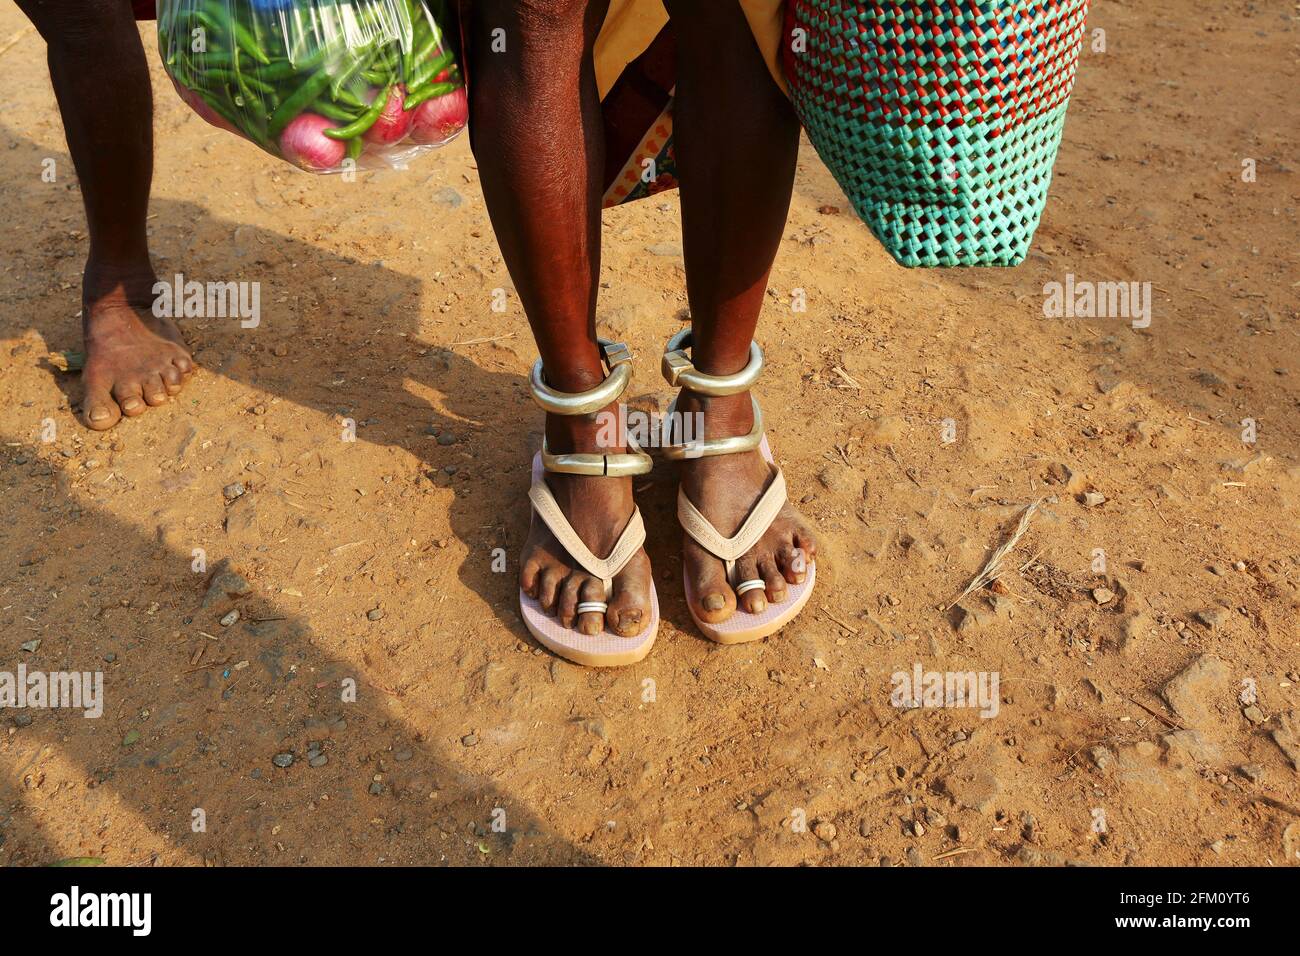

{"left": 664, "top": 0, "right": 817, "bottom": 624}
{"left": 468, "top": 0, "right": 650, "bottom": 637}
{"left": 16, "top": 0, "right": 194, "bottom": 430}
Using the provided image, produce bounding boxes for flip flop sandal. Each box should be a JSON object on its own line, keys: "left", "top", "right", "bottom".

{"left": 661, "top": 330, "right": 817, "bottom": 644}
{"left": 519, "top": 340, "right": 659, "bottom": 667}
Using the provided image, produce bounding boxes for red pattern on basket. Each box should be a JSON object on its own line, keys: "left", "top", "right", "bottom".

{"left": 783, "top": 1, "right": 1089, "bottom": 137}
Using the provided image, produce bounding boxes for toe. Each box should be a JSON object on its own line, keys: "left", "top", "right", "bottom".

{"left": 793, "top": 526, "right": 817, "bottom": 563}
{"left": 81, "top": 380, "right": 121, "bottom": 431}
{"left": 776, "top": 544, "right": 807, "bottom": 585}
{"left": 606, "top": 558, "right": 650, "bottom": 637}
{"left": 160, "top": 364, "right": 185, "bottom": 394}
{"left": 520, "top": 556, "right": 542, "bottom": 598}
{"left": 686, "top": 539, "right": 735, "bottom": 624}
{"left": 173, "top": 354, "right": 195, "bottom": 375}
{"left": 111, "top": 380, "right": 146, "bottom": 417}
{"left": 576, "top": 577, "right": 606, "bottom": 636}
{"left": 734, "top": 555, "right": 767, "bottom": 614}
{"left": 537, "top": 565, "right": 564, "bottom": 611}
{"left": 141, "top": 373, "right": 170, "bottom": 406}
{"left": 760, "top": 557, "right": 787, "bottom": 604}
{"left": 557, "top": 572, "right": 584, "bottom": 628}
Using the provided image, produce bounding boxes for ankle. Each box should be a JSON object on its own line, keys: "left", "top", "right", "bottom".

{"left": 84, "top": 257, "right": 157, "bottom": 310}
{"left": 675, "top": 389, "right": 754, "bottom": 440}
{"left": 545, "top": 401, "right": 628, "bottom": 455}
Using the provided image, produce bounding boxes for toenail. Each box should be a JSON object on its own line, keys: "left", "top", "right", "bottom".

{"left": 703, "top": 593, "right": 725, "bottom": 611}
{"left": 791, "top": 549, "right": 807, "bottom": 573}
{"left": 621, "top": 609, "right": 641, "bottom": 626}
{"left": 89, "top": 408, "right": 108, "bottom": 421}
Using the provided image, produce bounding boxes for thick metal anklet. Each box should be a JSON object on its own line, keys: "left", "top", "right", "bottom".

{"left": 660, "top": 328, "right": 763, "bottom": 397}
{"left": 530, "top": 338, "right": 652, "bottom": 476}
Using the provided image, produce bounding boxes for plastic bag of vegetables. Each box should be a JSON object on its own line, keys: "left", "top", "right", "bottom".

{"left": 158, "top": 0, "right": 467, "bottom": 173}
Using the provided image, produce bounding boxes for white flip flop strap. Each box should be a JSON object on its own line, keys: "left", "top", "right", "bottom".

{"left": 676, "top": 466, "right": 786, "bottom": 583}
{"left": 528, "top": 478, "right": 646, "bottom": 599}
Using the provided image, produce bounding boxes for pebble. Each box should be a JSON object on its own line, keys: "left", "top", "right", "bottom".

{"left": 1238, "top": 764, "right": 1264, "bottom": 783}
{"left": 436, "top": 430, "right": 458, "bottom": 446}
{"left": 222, "top": 482, "right": 246, "bottom": 501}
{"left": 19, "top": 639, "right": 41, "bottom": 653}
{"left": 1091, "top": 587, "right": 1115, "bottom": 605}
{"left": 368, "top": 782, "right": 384, "bottom": 795}
{"left": 272, "top": 752, "right": 294, "bottom": 768}
{"left": 367, "top": 608, "right": 384, "bottom": 621}
{"left": 103, "top": 653, "right": 116, "bottom": 663}
{"left": 309, "top": 754, "right": 328, "bottom": 768}
{"left": 1082, "top": 491, "right": 1106, "bottom": 507}
{"left": 813, "top": 820, "right": 837, "bottom": 843}
{"left": 1194, "top": 607, "right": 1229, "bottom": 631}
{"left": 13, "top": 713, "right": 33, "bottom": 728}
{"left": 461, "top": 733, "right": 479, "bottom": 747}
{"left": 219, "top": 609, "right": 240, "bottom": 627}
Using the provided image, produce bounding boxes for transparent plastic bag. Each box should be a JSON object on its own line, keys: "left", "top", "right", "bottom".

{"left": 158, "top": 0, "right": 467, "bottom": 173}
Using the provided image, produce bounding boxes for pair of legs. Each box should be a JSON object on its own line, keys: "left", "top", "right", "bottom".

{"left": 467, "top": 0, "right": 816, "bottom": 636}
{"left": 16, "top": 0, "right": 193, "bottom": 430}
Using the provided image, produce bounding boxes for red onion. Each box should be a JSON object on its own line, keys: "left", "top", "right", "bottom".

{"left": 409, "top": 87, "right": 468, "bottom": 146}
{"left": 171, "top": 77, "right": 238, "bottom": 135}
{"left": 362, "top": 85, "right": 415, "bottom": 145}
{"left": 279, "top": 113, "right": 347, "bottom": 172}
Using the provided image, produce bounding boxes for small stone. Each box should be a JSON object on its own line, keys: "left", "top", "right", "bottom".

{"left": 272, "top": 752, "right": 294, "bottom": 768}
{"left": 1242, "top": 705, "right": 1265, "bottom": 725}
{"left": 1092, "top": 587, "right": 1115, "bottom": 605}
{"left": 436, "top": 431, "right": 458, "bottom": 446}
{"left": 368, "top": 782, "right": 384, "bottom": 795}
{"left": 1082, "top": 491, "right": 1106, "bottom": 507}
{"left": 1237, "top": 764, "right": 1264, "bottom": 783}
{"left": 1234, "top": 561, "right": 1247, "bottom": 572}
{"left": 1161, "top": 654, "right": 1229, "bottom": 729}
{"left": 13, "top": 713, "right": 33, "bottom": 728}
{"left": 1088, "top": 745, "right": 1117, "bottom": 773}
{"left": 813, "top": 820, "right": 837, "bottom": 843}
{"left": 309, "top": 754, "right": 328, "bottom": 768}
{"left": 645, "top": 241, "right": 684, "bottom": 257}
{"left": 1270, "top": 711, "right": 1300, "bottom": 771}
{"left": 103, "top": 653, "right": 117, "bottom": 663}
{"left": 19, "top": 639, "right": 41, "bottom": 653}
{"left": 219, "top": 609, "right": 240, "bottom": 627}
{"left": 1195, "top": 607, "right": 1229, "bottom": 631}
{"left": 122, "top": 729, "right": 141, "bottom": 747}
{"left": 366, "top": 608, "right": 384, "bottom": 621}
{"left": 461, "top": 733, "right": 479, "bottom": 747}
{"left": 394, "top": 749, "right": 413, "bottom": 762}
{"left": 222, "top": 482, "right": 246, "bottom": 501}
{"left": 1162, "top": 729, "right": 1221, "bottom": 768}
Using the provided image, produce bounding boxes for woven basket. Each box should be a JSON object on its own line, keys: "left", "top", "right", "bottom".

{"left": 784, "top": 1, "right": 1089, "bottom": 267}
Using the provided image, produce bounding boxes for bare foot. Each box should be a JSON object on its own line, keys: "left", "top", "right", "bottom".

{"left": 675, "top": 389, "right": 817, "bottom": 625}
{"left": 519, "top": 403, "right": 653, "bottom": 637}
{"left": 80, "top": 266, "right": 194, "bottom": 430}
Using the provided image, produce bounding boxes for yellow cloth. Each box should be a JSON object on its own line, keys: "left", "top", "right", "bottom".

{"left": 594, "top": 0, "right": 787, "bottom": 98}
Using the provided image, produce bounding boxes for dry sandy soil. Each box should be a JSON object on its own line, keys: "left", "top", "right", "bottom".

{"left": 1, "top": 0, "right": 1298, "bottom": 867}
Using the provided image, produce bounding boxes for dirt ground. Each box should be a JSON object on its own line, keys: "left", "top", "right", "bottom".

{"left": 2, "top": 0, "right": 1298, "bottom": 867}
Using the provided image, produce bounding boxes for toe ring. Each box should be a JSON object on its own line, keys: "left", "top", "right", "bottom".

{"left": 735, "top": 579, "right": 767, "bottom": 597}
{"left": 576, "top": 601, "right": 609, "bottom": 616}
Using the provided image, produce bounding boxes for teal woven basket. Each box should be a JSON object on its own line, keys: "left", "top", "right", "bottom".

{"left": 784, "top": 1, "right": 1090, "bottom": 267}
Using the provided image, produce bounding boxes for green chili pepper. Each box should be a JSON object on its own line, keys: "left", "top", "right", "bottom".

{"left": 323, "top": 84, "right": 392, "bottom": 140}
{"left": 406, "top": 50, "right": 454, "bottom": 91}
{"left": 312, "top": 98, "right": 364, "bottom": 123}
{"left": 402, "top": 80, "right": 456, "bottom": 111}
{"left": 330, "top": 44, "right": 380, "bottom": 99}
{"left": 346, "top": 136, "right": 365, "bottom": 163}
{"left": 268, "top": 67, "right": 337, "bottom": 139}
